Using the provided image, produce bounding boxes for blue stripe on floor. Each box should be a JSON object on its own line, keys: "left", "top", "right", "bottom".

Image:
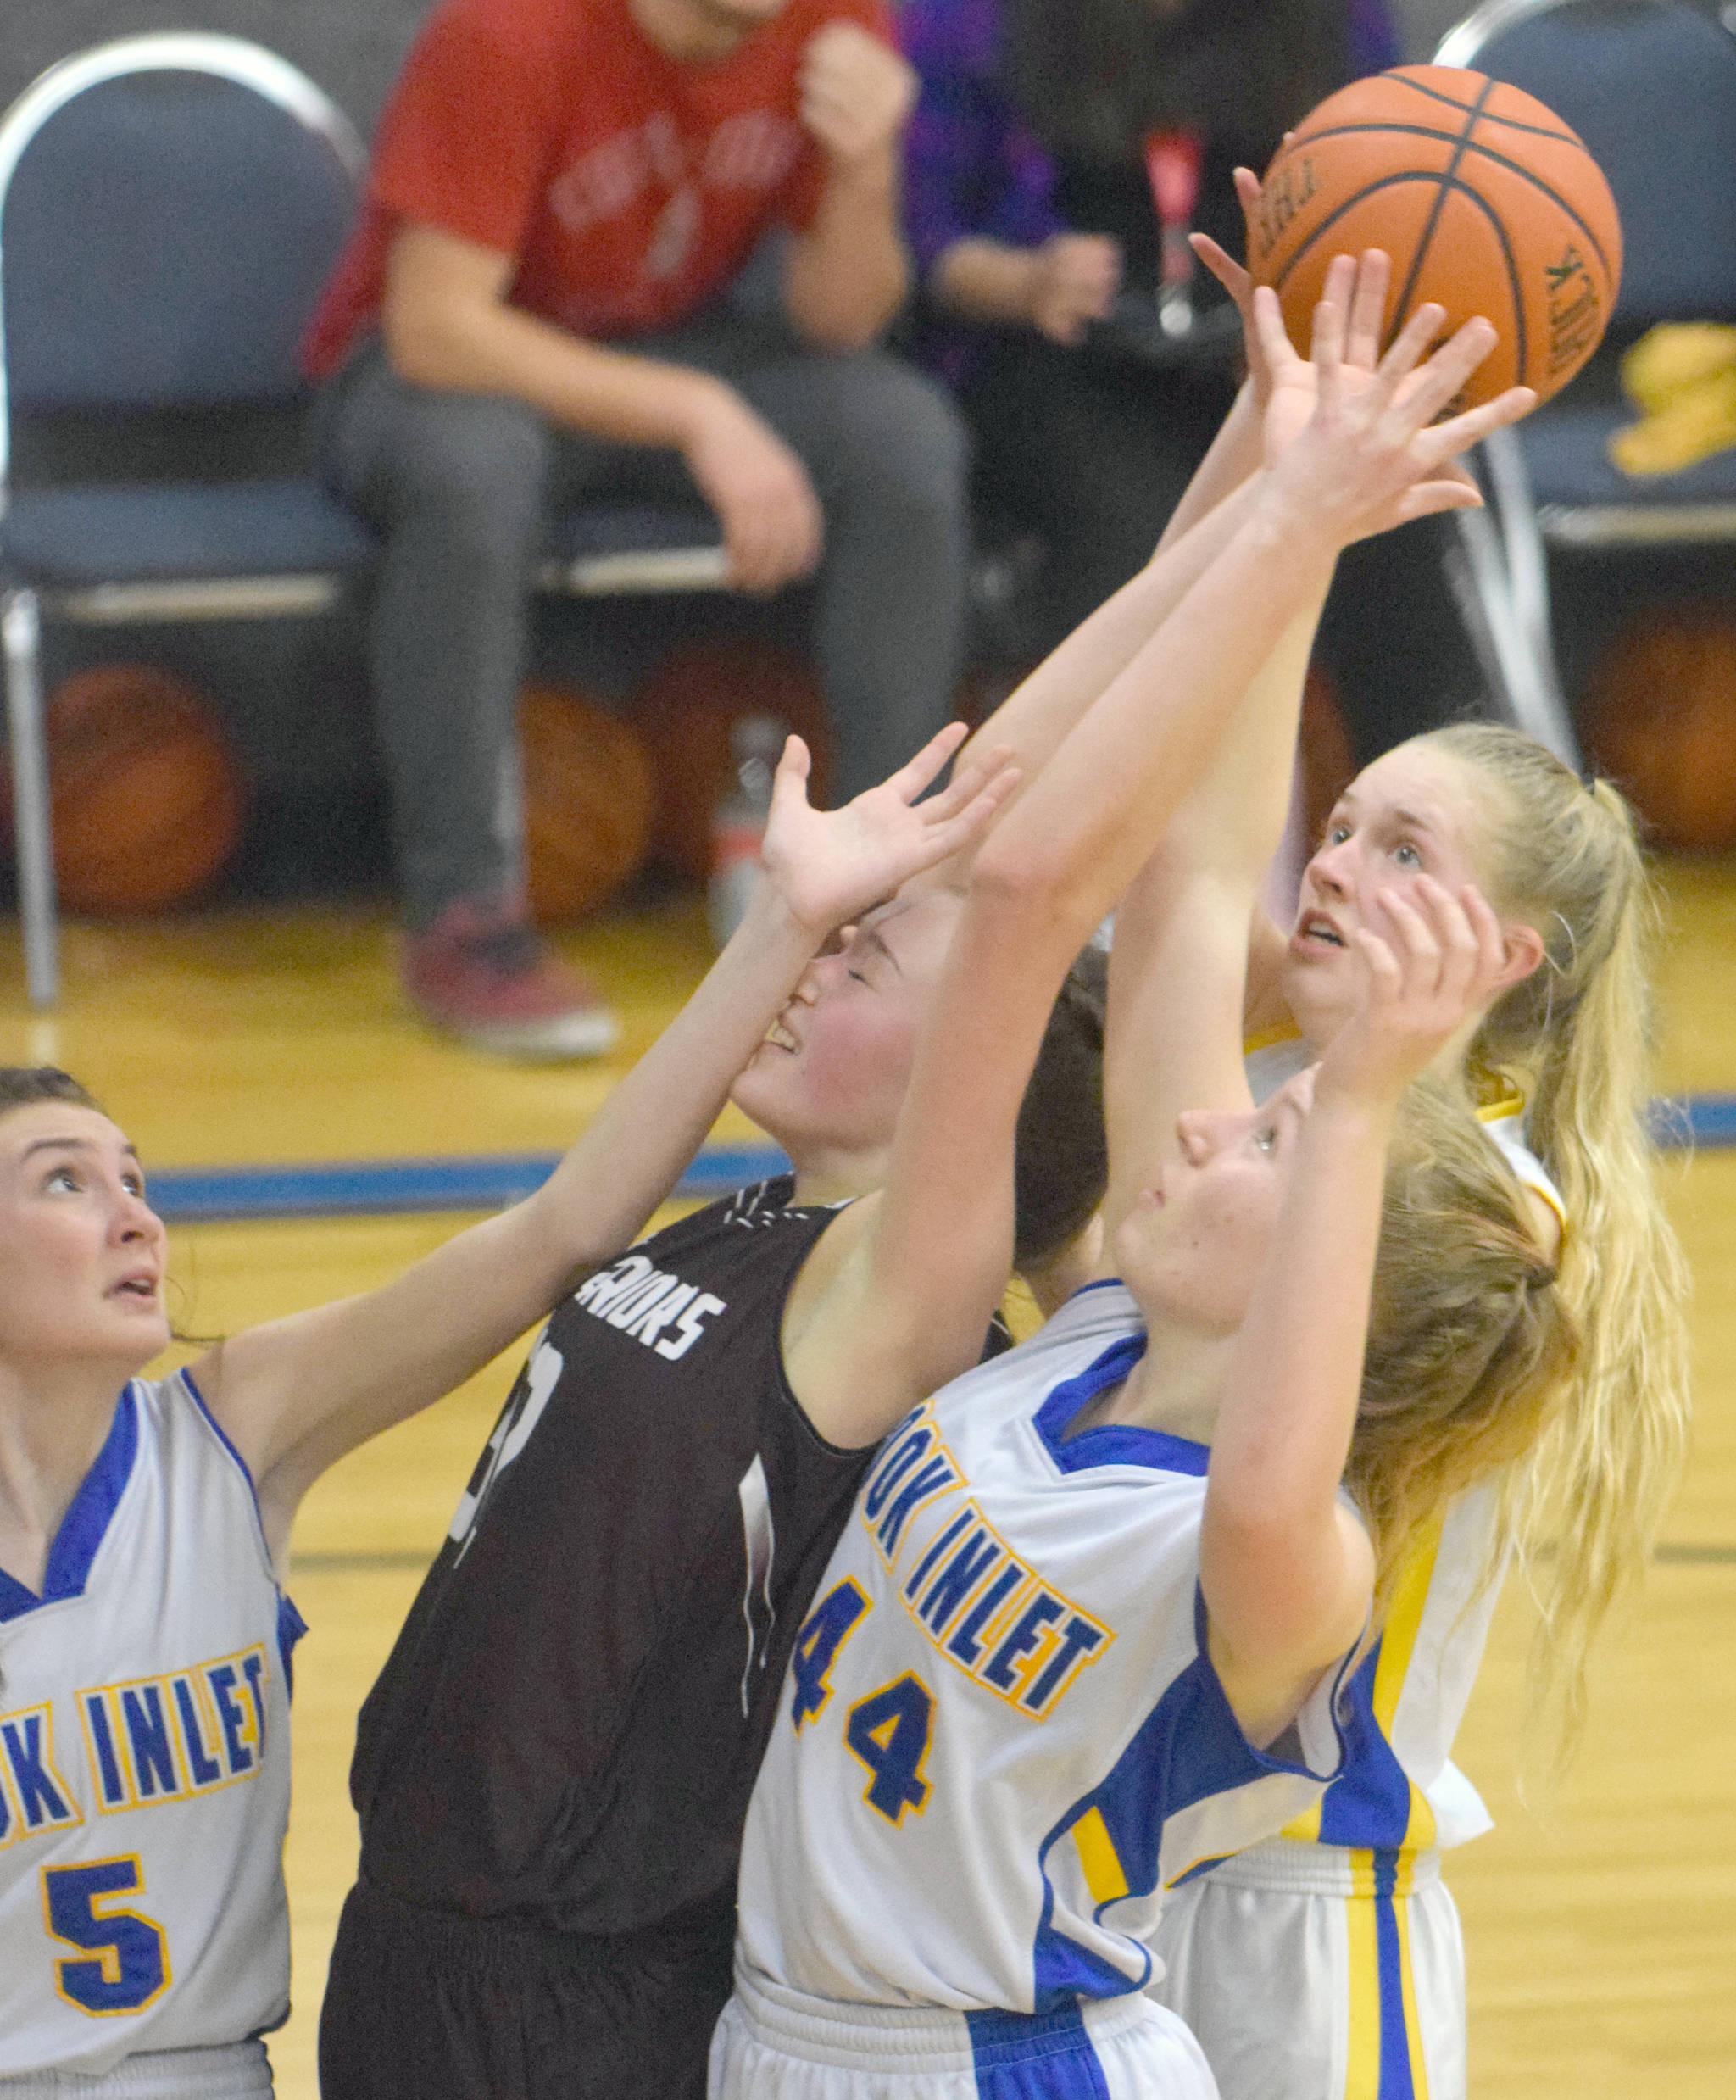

{"left": 139, "top": 1098, "right": 1736, "bottom": 1225}
{"left": 147, "top": 1144, "right": 792, "bottom": 1223}
{"left": 1651, "top": 1094, "right": 1736, "bottom": 1147}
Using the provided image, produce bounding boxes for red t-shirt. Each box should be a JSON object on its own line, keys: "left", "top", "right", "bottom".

{"left": 303, "top": 0, "right": 891, "bottom": 376}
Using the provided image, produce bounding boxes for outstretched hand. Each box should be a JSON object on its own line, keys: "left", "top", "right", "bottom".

{"left": 758, "top": 723, "right": 1019, "bottom": 937}
{"left": 1256, "top": 276, "right": 1535, "bottom": 544}
{"left": 1315, "top": 877, "right": 1511, "bottom": 1108}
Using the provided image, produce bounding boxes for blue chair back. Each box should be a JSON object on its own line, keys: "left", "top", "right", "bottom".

{"left": 0, "top": 37, "right": 361, "bottom": 418}
{"left": 1441, "top": 0, "right": 1736, "bottom": 327}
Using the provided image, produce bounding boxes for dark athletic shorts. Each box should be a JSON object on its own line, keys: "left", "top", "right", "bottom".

{"left": 318, "top": 1878, "right": 737, "bottom": 2100}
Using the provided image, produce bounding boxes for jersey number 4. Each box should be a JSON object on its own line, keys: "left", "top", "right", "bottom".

{"left": 42, "top": 1858, "right": 171, "bottom": 2015}
{"left": 792, "top": 1580, "right": 935, "bottom": 1826}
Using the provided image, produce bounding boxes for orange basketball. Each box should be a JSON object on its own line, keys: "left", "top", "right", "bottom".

{"left": 519, "top": 682, "right": 655, "bottom": 924}
{"left": 631, "top": 638, "right": 833, "bottom": 882}
{"left": 1583, "top": 609, "right": 1736, "bottom": 852}
{"left": 1252, "top": 65, "right": 1622, "bottom": 407}
{"left": 0, "top": 664, "right": 246, "bottom": 914}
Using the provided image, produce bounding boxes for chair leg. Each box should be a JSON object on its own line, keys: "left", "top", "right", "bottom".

{"left": 1447, "top": 501, "right": 1585, "bottom": 773}
{"left": 1452, "top": 432, "right": 1584, "bottom": 771}
{"left": 2, "top": 588, "right": 61, "bottom": 1007}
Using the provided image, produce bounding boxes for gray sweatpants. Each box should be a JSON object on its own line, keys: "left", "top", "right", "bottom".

{"left": 314, "top": 314, "right": 971, "bottom": 928}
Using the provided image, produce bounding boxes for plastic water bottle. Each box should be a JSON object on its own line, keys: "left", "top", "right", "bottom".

{"left": 708, "top": 714, "right": 786, "bottom": 948}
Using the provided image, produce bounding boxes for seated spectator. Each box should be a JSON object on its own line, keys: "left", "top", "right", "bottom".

{"left": 303, "top": 0, "right": 969, "bottom": 1057}
{"left": 902, "top": 0, "right": 1484, "bottom": 766}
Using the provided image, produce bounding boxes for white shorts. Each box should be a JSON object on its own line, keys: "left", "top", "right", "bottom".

{"left": 712, "top": 1958, "right": 1217, "bottom": 2100}
{"left": 0, "top": 2042, "right": 273, "bottom": 2097}
{"left": 1149, "top": 1842, "right": 1465, "bottom": 2100}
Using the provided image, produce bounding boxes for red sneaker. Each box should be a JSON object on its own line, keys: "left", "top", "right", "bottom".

{"left": 403, "top": 899, "right": 619, "bottom": 1061}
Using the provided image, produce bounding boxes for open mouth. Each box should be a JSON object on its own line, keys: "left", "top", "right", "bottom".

{"left": 1298, "top": 914, "right": 1345, "bottom": 949}
{"left": 111, "top": 1277, "right": 159, "bottom": 1300}
{"left": 764, "top": 1018, "right": 799, "bottom": 1053}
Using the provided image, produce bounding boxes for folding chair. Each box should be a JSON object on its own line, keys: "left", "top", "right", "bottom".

{"left": 0, "top": 35, "right": 727, "bottom": 1007}
{"left": 1434, "top": 0, "right": 1736, "bottom": 765}
{"left": 0, "top": 33, "right": 374, "bottom": 1005}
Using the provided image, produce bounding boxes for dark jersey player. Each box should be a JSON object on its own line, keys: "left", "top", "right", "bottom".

{"left": 324, "top": 1179, "right": 893, "bottom": 2086}
{"left": 302, "top": 711, "right": 1027, "bottom": 2099}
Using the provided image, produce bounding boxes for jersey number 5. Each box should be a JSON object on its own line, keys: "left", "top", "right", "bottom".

{"left": 42, "top": 1858, "right": 171, "bottom": 2015}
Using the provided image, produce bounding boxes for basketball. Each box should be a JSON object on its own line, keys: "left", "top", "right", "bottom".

{"left": 1251, "top": 65, "right": 1622, "bottom": 407}
{"left": 1583, "top": 608, "right": 1736, "bottom": 852}
{"left": 519, "top": 681, "right": 655, "bottom": 923}
{"left": 0, "top": 664, "right": 247, "bottom": 914}
{"left": 631, "top": 638, "right": 834, "bottom": 882}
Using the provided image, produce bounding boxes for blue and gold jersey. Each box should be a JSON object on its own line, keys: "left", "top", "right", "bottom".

{"left": 737, "top": 1284, "right": 1349, "bottom": 2015}
{"left": 0, "top": 1373, "right": 303, "bottom": 2078}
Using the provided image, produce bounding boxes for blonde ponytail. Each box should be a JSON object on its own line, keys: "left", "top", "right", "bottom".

{"left": 1416, "top": 727, "right": 1692, "bottom": 1758}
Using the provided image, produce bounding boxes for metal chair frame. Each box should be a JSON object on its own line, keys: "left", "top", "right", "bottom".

{"left": 0, "top": 35, "right": 370, "bottom": 1006}
{"left": 1434, "top": 0, "right": 1736, "bottom": 766}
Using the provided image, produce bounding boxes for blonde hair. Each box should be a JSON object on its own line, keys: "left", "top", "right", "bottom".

{"left": 1351, "top": 1080, "right": 1579, "bottom": 1624}
{"left": 1412, "top": 723, "right": 1692, "bottom": 1756}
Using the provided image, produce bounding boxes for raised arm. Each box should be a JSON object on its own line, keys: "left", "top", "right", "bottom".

{"left": 786, "top": 287, "right": 1527, "bottom": 1446}
{"left": 1101, "top": 255, "right": 1399, "bottom": 1223}
{"left": 195, "top": 728, "right": 1015, "bottom": 1559}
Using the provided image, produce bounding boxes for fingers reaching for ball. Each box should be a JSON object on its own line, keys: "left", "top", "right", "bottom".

{"left": 1258, "top": 258, "right": 1539, "bottom": 540}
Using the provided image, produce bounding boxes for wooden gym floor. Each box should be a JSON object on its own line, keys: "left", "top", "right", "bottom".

{"left": 1, "top": 861, "right": 1730, "bottom": 2100}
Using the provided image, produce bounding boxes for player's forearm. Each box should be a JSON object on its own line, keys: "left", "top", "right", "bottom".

{"left": 782, "top": 150, "right": 910, "bottom": 348}
{"left": 928, "top": 237, "right": 1042, "bottom": 326}
{"left": 384, "top": 281, "right": 725, "bottom": 450}
{"left": 1149, "top": 596, "right": 1327, "bottom": 885}
{"left": 1202, "top": 1095, "right": 1389, "bottom": 1645}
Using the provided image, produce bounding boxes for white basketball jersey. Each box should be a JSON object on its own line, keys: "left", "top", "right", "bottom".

{"left": 736, "top": 1284, "right": 1347, "bottom": 2015}
{"left": 1243, "top": 1034, "right": 1565, "bottom": 1859}
{"left": 0, "top": 1373, "right": 301, "bottom": 2077}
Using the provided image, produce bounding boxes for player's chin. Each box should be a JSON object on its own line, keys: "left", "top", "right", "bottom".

{"left": 100, "top": 1312, "right": 172, "bottom": 1368}
{"left": 729, "top": 1052, "right": 793, "bottom": 1127}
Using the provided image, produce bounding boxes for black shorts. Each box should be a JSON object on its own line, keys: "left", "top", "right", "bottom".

{"left": 318, "top": 1878, "right": 737, "bottom": 2100}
